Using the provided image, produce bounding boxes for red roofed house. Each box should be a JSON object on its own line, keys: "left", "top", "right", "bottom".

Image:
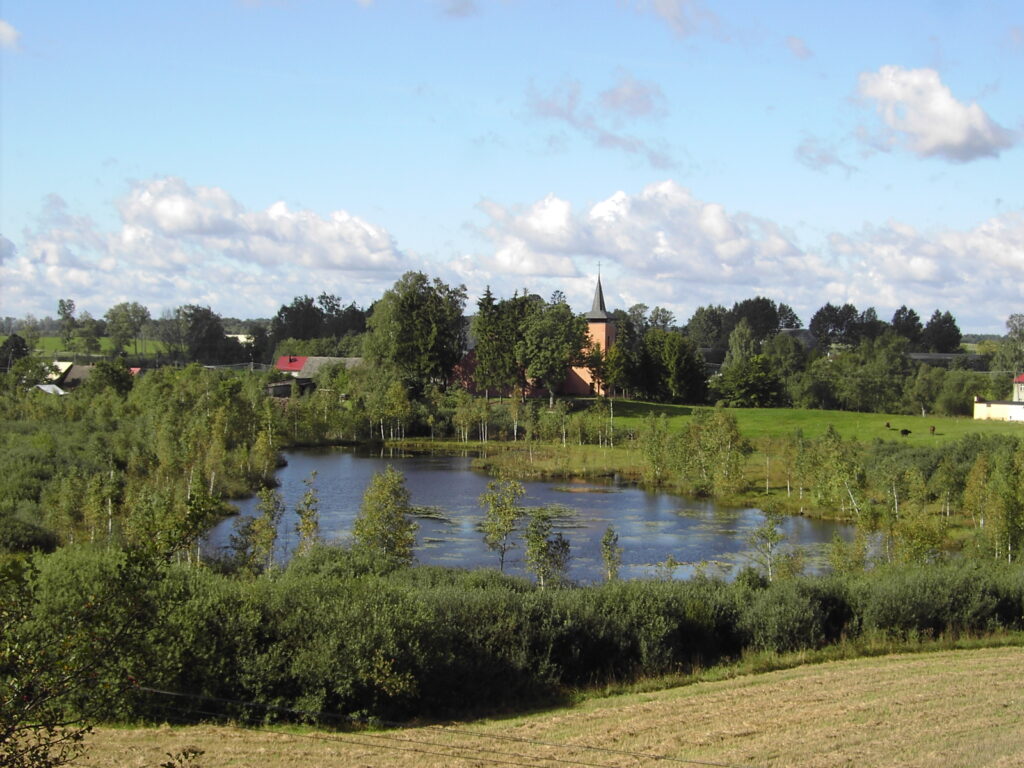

{"left": 275, "top": 355, "right": 309, "bottom": 375}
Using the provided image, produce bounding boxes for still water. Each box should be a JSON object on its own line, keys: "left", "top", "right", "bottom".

{"left": 204, "top": 446, "right": 855, "bottom": 582}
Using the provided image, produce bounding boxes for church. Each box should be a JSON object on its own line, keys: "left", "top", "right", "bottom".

{"left": 562, "top": 274, "right": 617, "bottom": 397}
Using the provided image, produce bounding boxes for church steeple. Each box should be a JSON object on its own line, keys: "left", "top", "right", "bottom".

{"left": 585, "top": 274, "right": 610, "bottom": 321}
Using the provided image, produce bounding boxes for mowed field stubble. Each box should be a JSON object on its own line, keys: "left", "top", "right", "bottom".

{"left": 83, "top": 646, "right": 1024, "bottom": 768}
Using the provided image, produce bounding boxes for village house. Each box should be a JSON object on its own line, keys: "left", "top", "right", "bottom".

{"left": 973, "top": 373, "right": 1024, "bottom": 422}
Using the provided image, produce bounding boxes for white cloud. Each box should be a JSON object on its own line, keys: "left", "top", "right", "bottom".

{"left": 473, "top": 181, "right": 1024, "bottom": 331}
{"left": 5, "top": 177, "right": 1022, "bottom": 333}
{"left": 857, "top": 65, "right": 1018, "bottom": 162}
{"left": 1, "top": 177, "right": 410, "bottom": 318}
{"left": 0, "top": 20, "right": 19, "bottom": 50}
{"left": 785, "top": 35, "right": 812, "bottom": 60}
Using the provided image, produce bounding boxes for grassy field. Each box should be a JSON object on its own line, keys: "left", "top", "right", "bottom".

{"left": 589, "top": 398, "right": 1024, "bottom": 444}
{"left": 82, "top": 645, "right": 1024, "bottom": 767}
{"left": 0, "top": 335, "right": 167, "bottom": 357}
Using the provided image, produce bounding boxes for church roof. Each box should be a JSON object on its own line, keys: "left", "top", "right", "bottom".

{"left": 584, "top": 275, "right": 610, "bottom": 321}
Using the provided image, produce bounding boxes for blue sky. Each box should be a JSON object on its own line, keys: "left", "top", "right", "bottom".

{"left": 1, "top": 0, "right": 1022, "bottom": 332}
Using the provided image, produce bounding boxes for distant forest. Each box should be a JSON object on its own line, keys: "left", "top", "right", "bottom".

{"left": 3, "top": 272, "right": 1022, "bottom": 417}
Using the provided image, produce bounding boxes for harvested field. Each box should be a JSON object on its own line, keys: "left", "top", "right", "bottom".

{"left": 82, "top": 646, "right": 1024, "bottom": 768}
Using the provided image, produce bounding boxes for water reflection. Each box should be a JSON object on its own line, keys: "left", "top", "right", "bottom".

{"left": 204, "top": 446, "right": 856, "bottom": 583}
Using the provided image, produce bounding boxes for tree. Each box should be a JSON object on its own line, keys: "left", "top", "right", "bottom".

{"left": 809, "top": 302, "right": 859, "bottom": 347}
{"left": 659, "top": 331, "right": 706, "bottom": 403}
{"left": 365, "top": 272, "right": 467, "bottom": 392}
{"left": 2, "top": 546, "right": 163, "bottom": 768}
{"left": 104, "top": 302, "right": 151, "bottom": 355}
{"left": 518, "top": 297, "right": 587, "bottom": 407}
{"left": 777, "top": 303, "right": 801, "bottom": 330}
{"left": 84, "top": 360, "right": 134, "bottom": 396}
{"left": 685, "top": 304, "right": 729, "bottom": 350}
{"left": 648, "top": 306, "right": 675, "bottom": 330}
{"left": 0, "top": 333, "right": 29, "bottom": 373}
{"left": 993, "top": 313, "right": 1024, "bottom": 374}
{"left": 479, "top": 478, "right": 525, "bottom": 571}
{"left": 180, "top": 305, "right": 235, "bottom": 364}
{"left": 730, "top": 296, "right": 782, "bottom": 342}
{"left": 920, "top": 310, "right": 962, "bottom": 353}
{"left": 600, "top": 526, "right": 623, "bottom": 581}
{"left": 74, "top": 311, "right": 102, "bottom": 355}
{"left": 472, "top": 286, "right": 521, "bottom": 396}
{"left": 762, "top": 331, "right": 807, "bottom": 381}
{"left": 711, "top": 354, "right": 783, "bottom": 407}
{"left": 232, "top": 487, "right": 284, "bottom": 574}
{"left": 524, "top": 509, "right": 570, "bottom": 589}
{"left": 721, "top": 318, "right": 758, "bottom": 371}
{"left": 353, "top": 466, "right": 417, "bottom": 565}
{"left": 270, "top": 295, "right": 324, "bottom": 343}
{"left": 57, "top": 299, "right": 77, "bottom": 351}
{"left": 891, "top": 305, "right": 923, "bottom": 348}
{"left": 747, "top": 509, "right": 786, "bottom": 582}
{"left": 295, "top": 471, "right": 321, "bottom": 556}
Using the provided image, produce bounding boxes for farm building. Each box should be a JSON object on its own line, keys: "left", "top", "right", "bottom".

{"left": 973, "top": 374, "right": 1024, "bottom": 422}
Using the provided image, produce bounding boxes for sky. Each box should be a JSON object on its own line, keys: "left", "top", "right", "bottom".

{"left": 1, "top": 0, "right": 1022, "bottom": 332}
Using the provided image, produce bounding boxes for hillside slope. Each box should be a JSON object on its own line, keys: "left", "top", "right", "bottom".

{"left": 84, "top": 646, "right": 1024, "bottom": 768}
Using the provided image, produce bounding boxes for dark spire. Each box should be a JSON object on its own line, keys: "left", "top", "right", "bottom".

{"left": 585, "top": 274, "right": 610, "bottom": 321}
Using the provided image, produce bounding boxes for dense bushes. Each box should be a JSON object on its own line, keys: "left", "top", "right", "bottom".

{"left": 12, "top": 546, "right": 1024, "bottom": 727}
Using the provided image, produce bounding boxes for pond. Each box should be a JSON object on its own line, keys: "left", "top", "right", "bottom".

{"left": 204, "top": 446, "right": 857, "bottom": 582}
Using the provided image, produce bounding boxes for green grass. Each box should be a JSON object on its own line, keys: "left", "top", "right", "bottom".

{"left": 571, "top": 398, "right": 1023, "bottom": 444}
{"left": 1, "top": 335, "right": 167, "bottom": 357}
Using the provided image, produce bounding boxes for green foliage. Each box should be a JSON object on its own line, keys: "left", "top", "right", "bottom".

{"left": 352, "top": 466, "right": 417, "bottom": 566}
{"left": 294, "top": 472, "right": 321, "bottom": 557}
{"left": 524, "top": 508, "right": 571, "bottom": 589}
{"left": 711, "top": 354, "right": 784, "bottom": 407}
{"left": 600, "top": 526, "right": 623, "bottom": 581}
{"left": 1, "top": 546, "right": 161, "bottom": 766}
{"left": 365, "top": 272, "right": 467, "bottom": 393}
{"left": 518, "top": 296, "right": 587, "bottom": 406}
{"left": 479, "top": 478, "right": 525, "bottom": 572}
{"left": 677, "top": 407, "right": 750, "bottom": 496}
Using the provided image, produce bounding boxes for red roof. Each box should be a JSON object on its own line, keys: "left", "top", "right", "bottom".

{"left": 1015, "top": 374, "right": 1024, "bottom": 384}
{"left": 275, "top": 355, "right": 308, "bottom": 373}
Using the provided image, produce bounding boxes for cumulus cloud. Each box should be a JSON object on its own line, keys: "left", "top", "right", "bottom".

{"left": 1, "top": 177, "right": 409, "bottom": 318}
{"left": 529, "top": 78, "right": 674, "bottom": 168}
{"left": 857, "top": 65, "right": 1018, "bottom": 162}
{"left": 0, "top": 19, "right": 19, "bottom": 50}
{"left": 472, "top": 181, "right": 1024, "bottom": 331}
{"left": 785, "top": 35, "right": 812, "bottom": 60}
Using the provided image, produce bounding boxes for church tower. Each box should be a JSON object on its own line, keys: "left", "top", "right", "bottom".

{"left": 564, "top": 273, "right": 617, "bottom": 396}
{"left": 584, "top": 273, "right": 616, "bottom": 354}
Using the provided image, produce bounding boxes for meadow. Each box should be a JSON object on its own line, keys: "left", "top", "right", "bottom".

{"left": 0, "top": 335, "right": 166, "bottom": 357}
{"left": 80, "top": 644, "right": 1024, "bottom": 768}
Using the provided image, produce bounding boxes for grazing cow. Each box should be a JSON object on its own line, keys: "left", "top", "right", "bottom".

{"left": 929, "top": 425, "right": 936, "bottom": 436}
{"left": 900, "top": 428, "right": 912, "bottom": 437}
